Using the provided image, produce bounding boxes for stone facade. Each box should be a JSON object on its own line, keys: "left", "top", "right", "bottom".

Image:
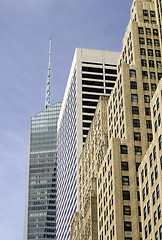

{"left": 70, "top": 0, "right": 162, "bottom": 240}
{"left": 138, "top": 80, "right": 162, "bottom": 240}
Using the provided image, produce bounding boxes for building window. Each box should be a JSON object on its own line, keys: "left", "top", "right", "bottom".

{"left": 155, "top": 165, "right": 158, "bottom": 179}
{"left": 154, "top": 211, "right": 157, "bottom": 225}
{"left": 156, "top": 185, "right": 160, "bottom": 199}
{"left": 149, "top": 60, "right": 155, "bottom": 67}
{"left": 156, "top": 97, "right": 159, "bottom": 109}
{"left": 146, "top": 120, "right": 152, "bottom": 129}
{"left": 122, "top": 176, "right": 129, "bottom": 186}
{"left": 147, "top": 200, "right": 150, "bottom": 214}
{"left": 146, "top": 28, "right": 151, "bottom": 35}
{"left": 144, "top": 206, "right": 147, "bottom": 219}
{"left": 121, "top": 162, "right": 129, "bottom": 171}
{"left": 123, "top": 206, "right": 131, "bottom": 215}
{"left": 131, "top": 94, "right": 138, "bottom": 102}
{"left": 133, "top": 119, "right": 140, "bottom": 128}
{"left": 148, "top": 219, "right": 152, "bottom": 233}
{"left": 144, "top": 95, "right": 150, "bottom": 103}
{"left": 151, "top": 83, "right": 157, "bottom": 91}
{"left": 135, "top": 146, "right": 142, "bottom": 155}
{"left": 153, "top": 191, "right": 156, "bottom": 205}
{"left": 153, "top": 105, "right": 156, "bottom": 116}
{"left": 145, "top": 163, "right": 148, "bottom": 176}
{"left": 138, "top": 27, "right": 144, "bottom": 34}
{"left": 150, "top": 10, "right": 155, "bottom": 17}
{"left": 143, "top": 10, "right": 148, "bottom": 16}
{"left": 130, "top": 81, "right": 137, "bottom": 89}
{"left": 159, "top": 225, "right": 162, "bottom": 239}
{"left": 155, "top": 231, "right": 158, "bottom": 240}
{"left": 139, "top": 38, "right": 145, "bottom": 44}
{"left": 154, "top": 39, "right": 160, "bottom": 46}
{"left": 134, "top": 132, "right": 141, "bottom": 141}
{"left": 155, "top": 120, "right": 158, "bottom": 132}
{"left": 148, "top": 49, "right": 153, "bottom": 56}
{"left": 141, "top": 59, "right": 147, "bottom": 67}
{"left": 153, "top": 146, "right": 156, "bottom": 159}
{"left": 136, "top": 162, "right": 140, "bottom": 172}
{"left": 157, "top": 61, "right": 162, "bottom": 68}
{"left": 130, "top": 70, "right": 136, "bottom": 77}
{"left": 147, "top": 133, "right": 153, "bottom": 142}
{"left": 150, "top": 153, "right": 153, "bottom": 167}
{"left": 151, "top": 172, "right": 155, "bottom": 186}
{"left": 142, "top": 71, "right": 148, "bottom": 79}
{"left": 143, "top": 188, "right": 146, "bottom": 201}
{"left": 143, "top": 82, "right": 149, "bottom": 90}
{"left": 158, "top": 73, "right": 162, "bottom": 80}
{"left": 140, "top": 48, "right": 146, "bottom": 55}
{"left": 132, "top": 106, "right": 139, "bottom": 115}
{"left": 147, "top": 38, "right": 152, "bottom": 46}
{"left": 158, "top": 114, "right": 161, "bottom": 126}
{"left": 121, "top": 145, "right": 128, "bottom": 154}
{"left": 159, "top": 135, "right": 162, "bottom": 150}
{"left": 123, "top": 191, "right": 130, "bottom": 200}
{"left": 150, "top": 71, "right": 156, "bottom": 79}
{"left": 141, "top": 170, "right": 144, "bottom": 182}
{"left": 145, "top": 225, "right": 148, "bottom": 239}
{"left": 155, "top": 50, "right": 161, "bottom": 57}
{"left": 158, "top": 205, "right": 161, "bottom": 220}
{"left": 145, "top": 107, "right": 151, "bottom": 116}
{"left": 146, "top": 181, "right": 149, "bottom": 195}
{"left": 124, "top": 222, "right": 132, "bottom": 231}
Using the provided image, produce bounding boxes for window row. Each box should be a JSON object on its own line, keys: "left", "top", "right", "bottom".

{"left": 143, "top": 9, "right": 156, "bottom": 18}
{"left": 140, "top": 48, "right": 161, "bottom": 57}
{"left": 138, "top": 27, "right": 158, "bottom": 36}
{"left": 132, "top": 106, "right": 152, "bottom": 116}
{"left": 139, "top": 38, "right": 160, "bottom": 47}
{"left": 141, "top": 59, "right": 162, "bottom": 68}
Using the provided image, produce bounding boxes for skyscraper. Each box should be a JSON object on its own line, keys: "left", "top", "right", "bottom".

{"left": 56, "top": 48, "right": 120, "bottom": 240}
{"left": 24, "top": 40, "right": 62, "bottom": 240}
{"left": 70, "top": 0, "right": 162, "bottom": 239}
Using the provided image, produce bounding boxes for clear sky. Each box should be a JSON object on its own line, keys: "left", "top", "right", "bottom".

{"left": 0, "top": 0, "right": 132, "bottom": 239}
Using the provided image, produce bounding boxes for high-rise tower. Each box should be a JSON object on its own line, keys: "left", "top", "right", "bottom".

{"left": 56, "top": 48, "right": 120, "bottom": 240}
{"left": 70, "top": 0, "right": 162, "bottom": 239}
{"left": 24, "top": 40, "right": 62, "bottom": 240}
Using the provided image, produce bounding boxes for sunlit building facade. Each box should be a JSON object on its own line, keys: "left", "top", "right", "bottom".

{"left": 70, "top": 0, "right": 162, "bottom": 240}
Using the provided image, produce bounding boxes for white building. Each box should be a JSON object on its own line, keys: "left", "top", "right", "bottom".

{"left": 56, "top": 48, "right": 120, "bottom": 240}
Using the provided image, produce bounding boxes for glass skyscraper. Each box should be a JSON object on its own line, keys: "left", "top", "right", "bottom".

{"left": 24, "top": 101, "right": 62, "bottom": 240}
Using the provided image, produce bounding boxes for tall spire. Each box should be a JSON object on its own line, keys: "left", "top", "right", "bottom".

{"left": 45, "top": 38, "right": 52, "bottom": 109}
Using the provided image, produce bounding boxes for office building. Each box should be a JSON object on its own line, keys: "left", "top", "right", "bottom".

{"left": 24, "top": 40, "right": 62, "bottom": 240}
{"left": 70, "top": 0, "right": 162, "bottom": 239}
{"left": 139, "top": 79, "right": 162, "bottom": 240}
{"left": 56, "top": 48, "right": 120, "bottom": 240}
{"left": 154, "top": 0, "right": 162, "bottom": 40}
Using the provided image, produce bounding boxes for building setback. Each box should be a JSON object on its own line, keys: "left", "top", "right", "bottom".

{"left": 70, "top": 0, "right": 162, "bottom": 239}
{"left": 56, "top": 48, "right": 120, "bottom": 240}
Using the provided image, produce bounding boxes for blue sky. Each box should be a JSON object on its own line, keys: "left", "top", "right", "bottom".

{"left": 0, "top": 0, "right": 132, "bottom": 239}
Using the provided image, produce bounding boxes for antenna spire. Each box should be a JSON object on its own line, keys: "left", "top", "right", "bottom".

{"left": 45, "top": 38, "right": 52, "bottom": 109}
